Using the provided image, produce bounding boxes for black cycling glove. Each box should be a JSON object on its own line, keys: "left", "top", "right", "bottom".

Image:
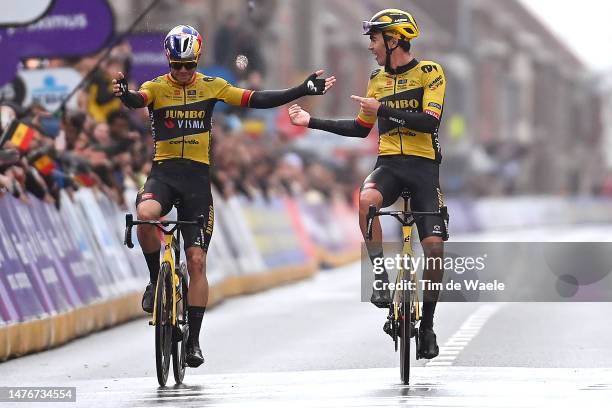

{"left": 248, "top": 72, "right": 325, "bottom": 109}
{"left": 116, "top": 77, "right": 146, "bottom": 109}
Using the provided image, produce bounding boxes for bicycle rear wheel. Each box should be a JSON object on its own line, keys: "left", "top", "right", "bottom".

{"left": 400, "top": 282, "right": 411, "bottom": 385}
{"left": 155, "top": 262, "right": 173, "bottom": 386}
{"left": 172, "top": 263, "right": 188, "bottom": 384}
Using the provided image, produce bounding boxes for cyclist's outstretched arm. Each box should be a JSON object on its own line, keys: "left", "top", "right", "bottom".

{"left": 309, "top": 117, "right": 371, "bottom": 138}
{"left": 224, "top": 70, "right": 336, "bottom": 109}
{"left": 112, "top": 72, "right": 147, "bottom": 109}
{"left": 288, "top": 104, "right": 371, "bottom": 138}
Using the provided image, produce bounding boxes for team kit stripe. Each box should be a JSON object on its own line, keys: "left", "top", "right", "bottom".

{"left": 424, "top": 109, "right": 440, "bottom": 120}
{"left": 356, "top": 116, "right": 374, "bottom": 128}
{"left": 241, "top": 90, "right": 253, "bottom": 107}
{"left": 138, "top": 91, "right": 149, "bottom": 105}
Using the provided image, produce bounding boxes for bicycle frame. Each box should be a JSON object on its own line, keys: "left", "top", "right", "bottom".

{"left": 153, "top": 232, "right": 179, "bottom": 326}
{"left": 394, "top": 222, "right": 420, "bottom": 327}
{"left": 124, "top": 213, "right": 205, "bottom": 327}
{"left": 367, "top": 198, "right": 447, "bottom": 311}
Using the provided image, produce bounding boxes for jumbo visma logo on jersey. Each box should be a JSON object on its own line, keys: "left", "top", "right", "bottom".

{"left": 152, "top": 100, "right": 215, "bottom": 164}
{"left": 154, "top": 100, "right": 214, "bottom": 140}
{"left": 164, "top": 109, "right": 208, "bottom": 130}
{"left": 382, "top": 99, "right": 420, "bottom": 109}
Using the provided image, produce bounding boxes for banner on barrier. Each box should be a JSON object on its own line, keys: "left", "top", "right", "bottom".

{"left": 28, "top": 198, "right": 82, "bottom": 308}
{"left": 220, "top": 196, "right": 266, "bottom": 274}
{"left": 239, "top": 194, "right": 308, "bottom": 269}
{"left": 298, "top": 194, "right": 346, "bottom": 252}
{"left": 10, "top": 196, "right": 78, "bottom": 313}
{"left": 204, "top": 196, "right": 239, "bottom": 286}
{"left": 39, "top": 198, "right": 100, "bottom": 304}
{"left": 0, "top": 196, "right": 59, "bottom": 317}
{"left": 75, "top": 189, "right": 140, "bottom": 293}
{"left": 59, "top": 190, "right": 119, "bottom": 298}
{"left": 0, "top": 198, "right": 39, "bottom": 321}
{"left": 96, "top": 191, "right": 146, "bottom": 281}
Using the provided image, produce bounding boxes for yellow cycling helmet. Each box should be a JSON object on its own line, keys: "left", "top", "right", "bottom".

{"left": 362, "top": 9, "right": 420, "bottom": 41}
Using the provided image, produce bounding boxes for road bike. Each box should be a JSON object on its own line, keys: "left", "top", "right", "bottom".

{"left": 124, "top": 213, "right": 205, "bottom": 386}
{"left": 366, "top": 190, "right": 447, "bottom": 385}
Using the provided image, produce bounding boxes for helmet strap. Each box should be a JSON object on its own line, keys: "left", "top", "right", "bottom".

{"left": 382, "top": 34, "right": 400, "bottom": 73}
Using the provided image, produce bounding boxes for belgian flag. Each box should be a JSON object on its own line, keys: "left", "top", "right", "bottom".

{"left": 0, "top": 120, "right": 37, "bottom": 152}
{"left": 32, "top": 154, "right": 57, "bottom": 176}
{"left": 73, "top": 172, "right": 96, "bottom": 187}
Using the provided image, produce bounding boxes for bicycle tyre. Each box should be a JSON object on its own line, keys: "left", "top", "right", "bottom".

{"left": 400, "top": 283, "right": 411, "bottom": 385}
{"left": 155, "top": 262, "right": 173, "bottom": 386}
{"left": 172, "top": 264, "right": 188, "bottom": 384}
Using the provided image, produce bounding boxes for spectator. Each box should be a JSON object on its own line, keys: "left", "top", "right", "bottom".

{"left": 86, "top": 57, "right": 124, "bottom": 123}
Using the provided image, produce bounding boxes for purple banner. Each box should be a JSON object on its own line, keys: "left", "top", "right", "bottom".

{"left": 4, "top": 196, "right": 73, "bottom": 314}
{"left": 42, "top": 201, "right": 100, "bottom": 304}
{"left": 29, "top": 198, "right": 81, "bottom": 308}
{"left": 59, "top": 191, "right": 117, "bottom": 297}
{"left": 0, "top": 197, "right": 46, "bottom": 320}
{"left": 0, "top": 0, "right": 114, "bottom": 85}
{"left": 127, "top": 32, "right": 166, "bottom": 85}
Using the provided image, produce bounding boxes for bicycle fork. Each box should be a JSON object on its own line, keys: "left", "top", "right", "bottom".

{"left": 151, "top": 234, "right": 177, "bottom": 327}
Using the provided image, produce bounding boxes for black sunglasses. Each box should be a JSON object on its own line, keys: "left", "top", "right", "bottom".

{"left": 170, "top": 61, "right": 197, "bottom": 70}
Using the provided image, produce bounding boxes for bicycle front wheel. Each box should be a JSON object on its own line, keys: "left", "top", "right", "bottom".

{"left": 155, "top": 262, "right": 173, "bottom": 386}
{"left": 172, "top": 263, "right": 188, "bottom": 384}
{"left": 400, "top": 284, "right": 411, "bottom": 385}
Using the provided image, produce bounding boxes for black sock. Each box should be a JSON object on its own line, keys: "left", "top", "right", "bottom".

{"left": 143, "top": 250, "right": 160, "bottom": 283}
{"left": 369, "top": 251, "right": 389, "bottom": 286}
{"left": 187, "top": 306, "right": 206, "bottom": 344}
{"left": 368, "top": 252, "right": 389, "bottom": 289}
{"left": 421, "top": 301, "right": 436, "bottom": 329}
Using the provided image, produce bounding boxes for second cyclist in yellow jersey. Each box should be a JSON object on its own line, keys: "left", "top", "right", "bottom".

{"left": 356, "top": 59, "right": 445, "bottom": 162}
{"left": 288, "top": 9, "right": 447, "bottom": 360}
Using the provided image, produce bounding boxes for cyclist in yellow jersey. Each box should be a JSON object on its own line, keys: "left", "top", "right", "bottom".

{"left": 113, "top": 25, "right": 335, "bottom": 367}
{"left": 289, "top": 9, "right": 446, "bottom": 359}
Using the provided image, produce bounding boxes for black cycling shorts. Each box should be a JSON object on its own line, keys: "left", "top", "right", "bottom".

{"left": 135, "top": 160, "right": 214, "bottom": 251}
{"left": 361, "top": 155, "right": 448, "bottom": 241}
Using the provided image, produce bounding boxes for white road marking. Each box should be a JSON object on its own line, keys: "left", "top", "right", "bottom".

{"left": 426, "top": 303, "right": 504, "bottom": 367}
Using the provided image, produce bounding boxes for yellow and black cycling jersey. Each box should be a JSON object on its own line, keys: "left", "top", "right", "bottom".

{"left": 137, "top": 72, "right": 253, "bottom": 165}
{"left": 357, "top": 59, "right": 446, "bottom": 162}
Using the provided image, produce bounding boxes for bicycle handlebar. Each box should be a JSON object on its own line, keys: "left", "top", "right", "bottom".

{"left": 123, "top": 213, "right": 206, "bottom": 249}
{"left": 365, "top": 205, "right": 448, "bottom": 241}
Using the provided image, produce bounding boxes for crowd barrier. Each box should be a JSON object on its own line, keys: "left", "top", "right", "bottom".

{"left": 0, "top": 188, "right": 360, "bottom": 361}
{"left": 446, "top": 196, "right": 612, "bottom": 233}
{"left": 4, "top": 191, "right": 608, "bottom": 361}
